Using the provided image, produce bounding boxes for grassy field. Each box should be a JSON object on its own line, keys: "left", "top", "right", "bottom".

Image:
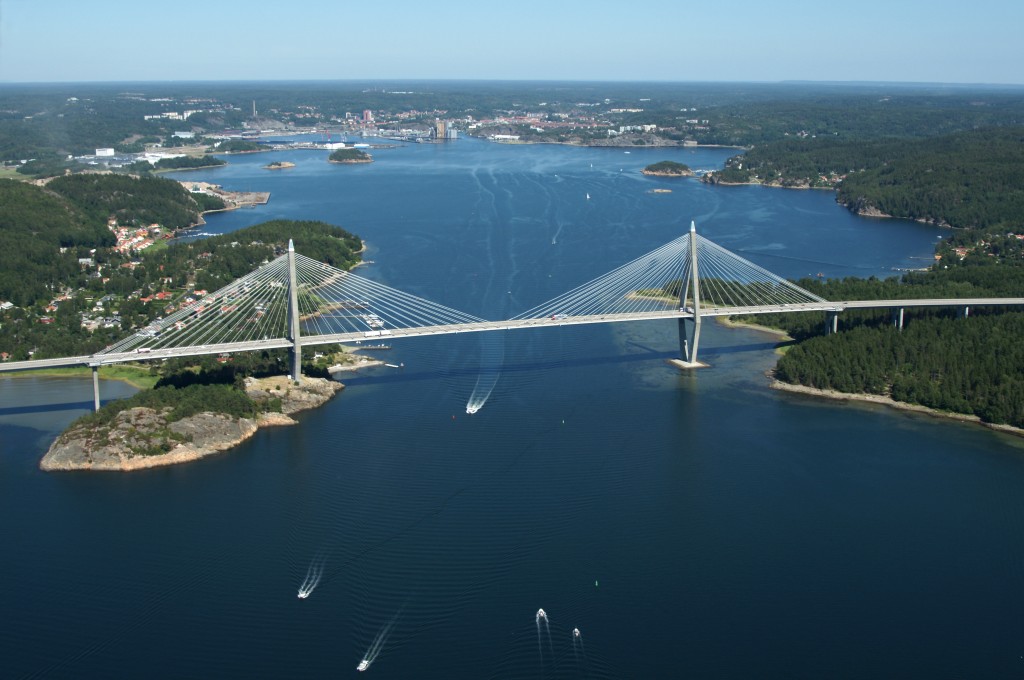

{"left": 4, "top": 364, "right": 159, "bottom": 389}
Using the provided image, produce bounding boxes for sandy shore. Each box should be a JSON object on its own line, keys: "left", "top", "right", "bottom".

{"left": 714, "top": 316, "right": 793, "bottom": 341}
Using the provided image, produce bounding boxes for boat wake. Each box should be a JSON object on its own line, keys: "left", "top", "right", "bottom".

{"left": 358, "top": 609, "right": 401, "bottom": 671}
{"left": 297, "top": 555, "right": 325, "bottom": 599}
{"left": 572, "top": 626, "right": 588, "bottom": 669}
{"left": 465, "top": 332, "right": 505, "bottom": 414}
{"left": 535, "top": 608, "right": 553, "bottom": 665}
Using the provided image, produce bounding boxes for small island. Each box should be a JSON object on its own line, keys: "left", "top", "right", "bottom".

{"left": 41, "top": 377, "right": 343, "bottom": 471}
{"left": 641, "top": 161, "right": 694, "bottom": 177}
{"left": 264, "top": 161, "right": 295, "bottom": 170}
{"left": 328, "top": 147, "right": 372, "bottom": 164}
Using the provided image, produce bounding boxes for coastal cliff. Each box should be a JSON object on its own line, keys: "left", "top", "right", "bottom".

{"left": 40, "top": 376, "right": 343, "bottom": 472}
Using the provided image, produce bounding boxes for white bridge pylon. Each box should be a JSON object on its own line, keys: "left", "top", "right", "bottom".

{"left": 514, "top": 221, "right": 826, "bottom": 363}
{"left": 98, "top": 245, "right": 487, "bottom": 360}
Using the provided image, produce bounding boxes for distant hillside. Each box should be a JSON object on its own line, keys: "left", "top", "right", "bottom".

{"left": 707, "top": 126, "right": 1024, "bottom": 229}
{"left": 0, "top": 180, "right": 113, "bottom": 306}
{"left": 46, "top": 174, "right": 215, "bottom": 230}
{"left": 837, "top": 127, "right": 1024, "bottom": 229}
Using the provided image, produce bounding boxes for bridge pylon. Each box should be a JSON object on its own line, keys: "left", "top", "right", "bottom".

{"left": 677, "top": 220, "right": 704, "bottom": 368}
{"left": 287, "top": 239, "right": 302, "bottom": 383}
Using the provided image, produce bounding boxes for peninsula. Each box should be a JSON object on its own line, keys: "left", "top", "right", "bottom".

{"left": 40, "top": 376, "right": 342, "bottom": 471}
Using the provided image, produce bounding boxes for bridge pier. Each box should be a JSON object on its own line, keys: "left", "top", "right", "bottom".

{"left": 91, "top": 365, "right": 101, "bottom": 412}
{"left": 959, "top": 305, "right": 970, "bottom": 319}
{"left": 677, "top": 316, "right": 703, "bottom": 367}
{"left": 826, "top": 311, "right": 839, "bottom": 335}
{"left": 892, "top": 307, "right": 904, "bottom": 330}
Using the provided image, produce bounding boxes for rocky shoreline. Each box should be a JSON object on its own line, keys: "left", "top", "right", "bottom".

{"left": 40, "top": 376, "right": 343, "bottom": 472}
{"left": 769, "top": 379, "right": 1024, "bottom": 438}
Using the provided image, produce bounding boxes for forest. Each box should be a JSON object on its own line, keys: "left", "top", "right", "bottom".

{"left": 774, "top": 315, "right": 1024, "bottom": 427}
{"left": 736, "top": 258, "right": 1024, "bottom": 427}
{"left": 707, "top": 127, "right": 1024, "bottom": 231}
{"left": 46, "top": 174, "right": 217, "bottom": 232}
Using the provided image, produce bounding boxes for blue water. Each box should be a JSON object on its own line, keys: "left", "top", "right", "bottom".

{"left": 3, "top": 139, "right": 1023, "bottom": 679}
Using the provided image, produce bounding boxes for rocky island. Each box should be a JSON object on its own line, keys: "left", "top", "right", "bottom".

{"left": 641, "top": 161, "right": 694, "bottom": 177}
{"left": 264, "top": 161, "right": 295, "bottom": 170}
{"left": 40, "top": 376, "right": 343, "bottom": 472}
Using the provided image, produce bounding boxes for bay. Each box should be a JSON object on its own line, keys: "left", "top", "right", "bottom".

{"left": 2, "top": 138, "right": 1022, "bottom": 679}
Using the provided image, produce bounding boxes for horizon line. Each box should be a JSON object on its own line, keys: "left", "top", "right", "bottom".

{"left": 1, "top": 77, "right": 1023, "bottom": 89}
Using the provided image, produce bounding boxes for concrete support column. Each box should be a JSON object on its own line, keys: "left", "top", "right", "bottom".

{"left": 287, "top": 240, "right": 302, "bottom": 383}
{"left": 893, "top": 307, "right": 904, "bottom": 330}
{"left": 959, "top": 305, "right": 970, "bottom": 319}
{"left": 92, "top": 365, "right": 101, "bottom": 412}
{"left": 826, "top": 311, "right": 839, "bottom": 335}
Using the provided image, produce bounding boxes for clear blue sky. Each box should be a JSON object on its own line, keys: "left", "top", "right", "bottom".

{"left": 1, "top": 0, "right": 1021, "bottom": 84}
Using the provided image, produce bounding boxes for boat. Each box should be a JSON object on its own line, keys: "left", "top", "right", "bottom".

{"left": 573, "top": 628, "right": 581, "bottom": 638}
{"left": 357, "top": 659, "right": 369, "bottom": 671}
{"left": 586, "top": 192, "right": 590, "bottom": 200}
{"left": 536, "top": 608, "right": 547, "bottom": 621}
{"left": 297, "top": 590, "right": 309, "bottom": 599}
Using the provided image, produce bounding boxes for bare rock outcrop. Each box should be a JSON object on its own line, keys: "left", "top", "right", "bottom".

{"left": 40, "top": 376, "right": 344, "bottom": 472}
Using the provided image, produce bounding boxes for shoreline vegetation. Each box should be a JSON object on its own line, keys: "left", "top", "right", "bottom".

{"left": 720, "top": 317, "right": 1024, "bottom": 438}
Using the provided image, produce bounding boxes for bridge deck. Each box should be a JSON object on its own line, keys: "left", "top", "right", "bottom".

{"left": 1, "top": 298, "right": 1022, "bottom": 373}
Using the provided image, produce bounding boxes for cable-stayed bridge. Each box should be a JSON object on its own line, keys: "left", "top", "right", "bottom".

{"left": 3, "top": 223, "right": 1023, "bottom": 410}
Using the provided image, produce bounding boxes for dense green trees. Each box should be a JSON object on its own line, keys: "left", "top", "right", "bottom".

{"left": 46, "top": 174, "right": 210, "bottom": 231}
{"left": 709, "top": 127, "right": 1024, "bottom": 230}
{"left": 216, "top": 140, "right": 264, "bottom": 153}
{"left": 328, "top": 148, "right": 371, "bottom": 163}
{"left": 837, "top": 127, "right": 1024, "bottom": 229}
{"left": 751, "top": 259, "right": 1024, "bottom": 427}
{"left": 776, "top": 314, "right": 1024, "bottom": 427}
{"left": 153, "top": 155, "right": 226, "bottom": 170}
{"left": 0, "top": 180, "right": 111, "bottom": 306}
{"left": 642, "top": 161, "right": 692, "bottom": 175}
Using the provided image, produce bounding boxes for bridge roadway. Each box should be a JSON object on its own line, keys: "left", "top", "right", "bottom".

{"left": 1, "top": 297, "right": 1022, "bottom": 373}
